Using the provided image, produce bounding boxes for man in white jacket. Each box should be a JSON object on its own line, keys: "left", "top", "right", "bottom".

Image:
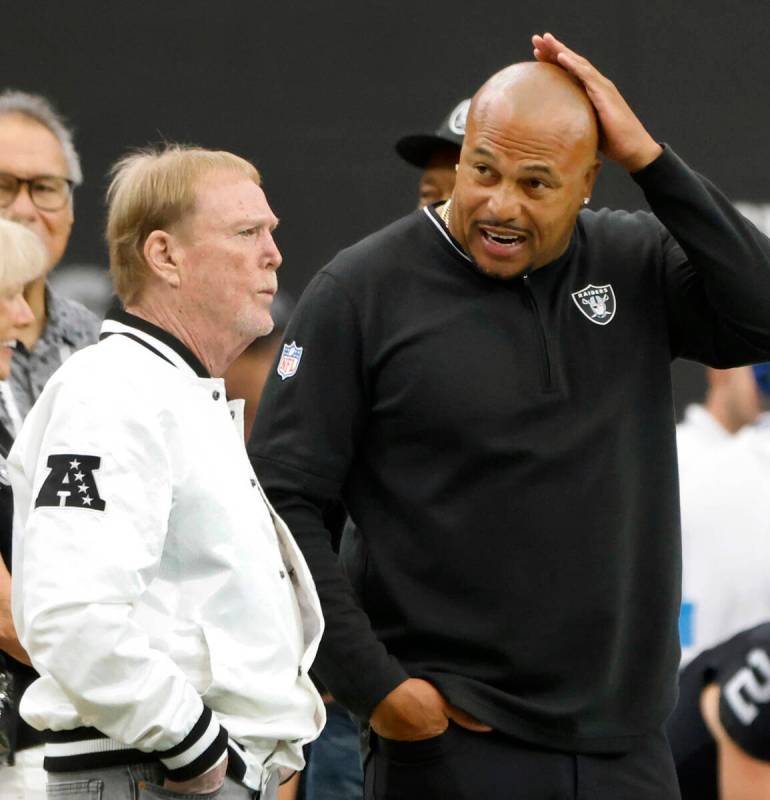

{"left": 8, "top": 145, "right": 326, "bottom": 799}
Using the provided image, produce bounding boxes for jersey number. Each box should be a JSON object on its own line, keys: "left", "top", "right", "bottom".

{"left": 724, "top": 648, "right": 770, "bottom": 725}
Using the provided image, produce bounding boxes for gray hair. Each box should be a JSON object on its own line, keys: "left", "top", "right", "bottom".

{"left": 0, "top": 90, "right": 82, "bottom": 185}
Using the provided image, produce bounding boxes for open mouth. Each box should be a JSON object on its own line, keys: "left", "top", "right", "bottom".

{"left": 479, "top": 228, "right": 528, "bottom": 251}
{"left": 482, "top": 230, "right": 525, "bottom": 244}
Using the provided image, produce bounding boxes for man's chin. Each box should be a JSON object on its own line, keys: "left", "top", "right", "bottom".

{"left": 249, "top": 316, "right": 275, "bottom": 340}
{"left": 472, "top": 255, "right": 531, "bottom": 281}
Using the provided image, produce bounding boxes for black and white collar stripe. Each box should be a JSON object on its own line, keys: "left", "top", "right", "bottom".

{"left": 100, "top": 304, "right": 211, "bottom": 378}
{"left": 423, "top": 204, "right": 472, "bottom": 263}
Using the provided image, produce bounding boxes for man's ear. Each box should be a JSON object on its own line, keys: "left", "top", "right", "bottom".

{"left": 143, "top": 230, "right": 181, "bottom": 289}
{"left": 583, "top": 158, "right": 602, "bottom": 200}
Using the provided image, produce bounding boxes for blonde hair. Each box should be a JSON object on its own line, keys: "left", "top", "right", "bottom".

{"left": 106, "top": 144, "right": 261, "bottom": 305}
{"left": 0, "top": 218, "right": 48, "bottom": 291}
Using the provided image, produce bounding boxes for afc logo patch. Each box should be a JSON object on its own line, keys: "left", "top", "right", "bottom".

{"left": 35, "top": 454, "right": 106, "bottom": 511}
{"left": 571, "top": 283, "right": 617, "bottom": 326}
{"left": 277, "top": 341, "right": 303, "bottom": 380}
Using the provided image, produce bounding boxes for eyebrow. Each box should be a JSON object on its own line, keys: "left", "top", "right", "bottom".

{"left": 234, "top": 216, "right": 280, "bottom": 231}
{"left": 470, "top": 146, "right": 496, "bottom": 161}
{"left": 522, "top": 164, "right": 556, "bottom": 178}
{"left": 469, "top": 149, "right": 556, "bottom": 176}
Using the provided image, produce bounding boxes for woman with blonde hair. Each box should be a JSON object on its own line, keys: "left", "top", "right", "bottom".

{"left": 0, "top": 218, "right": 50, "bottom": 800}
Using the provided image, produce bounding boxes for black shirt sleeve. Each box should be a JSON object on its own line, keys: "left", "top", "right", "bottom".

{"left": 248, "top": 270, "right": 409, "bottom": 719}
{"left": 632, "top": 146, "right": 770, "bottom": 365}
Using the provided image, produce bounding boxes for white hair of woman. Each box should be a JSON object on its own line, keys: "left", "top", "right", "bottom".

{"left": 0, "top": 217, "right": 48, "bottom": 290}
{"left": 0, "top": 219, "right": 47, "bottom": 385}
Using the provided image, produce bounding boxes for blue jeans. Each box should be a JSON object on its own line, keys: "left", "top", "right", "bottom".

{"left": 303, "top": 702, "right": 363, "bottom": 800}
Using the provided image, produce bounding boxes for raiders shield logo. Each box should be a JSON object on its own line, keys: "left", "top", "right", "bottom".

{"left": 277, "top": 341, "right": 303, "bottom": 380}
{"left": 35, "top": 454, "right": 106, "bottom": 511}
{"left": 571, "top": 284, "right": 617, "bottom": 326}
{"left": 448, "top": 99, "right": 470, "bottom": 135}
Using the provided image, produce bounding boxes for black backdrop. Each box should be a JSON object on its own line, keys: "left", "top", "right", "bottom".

{"left": 5, "top": 0, "right": 770, "bottom": 409}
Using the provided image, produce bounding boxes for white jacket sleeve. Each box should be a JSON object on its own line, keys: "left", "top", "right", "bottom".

{"left": 9, "top": 381, "right": 228, "bottom": 781}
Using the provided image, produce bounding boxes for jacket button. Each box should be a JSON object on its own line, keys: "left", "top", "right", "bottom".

{"left": 230, "top": 410, "right": 235, "bottom": 419}
{"left": 279, "top": 569, "right": 286, "bottom": 578}
{"left": 250, "top": 478, "right": 257, "bottom": 487}
{"left": 212, "top": 390, "right": 220, "bottom": 401}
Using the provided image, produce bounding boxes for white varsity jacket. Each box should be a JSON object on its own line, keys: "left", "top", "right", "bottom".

{"left": 9, "top": 310, "right": 326, "bottom": 793}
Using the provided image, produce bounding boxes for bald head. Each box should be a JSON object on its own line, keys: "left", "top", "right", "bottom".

{"left": 448, "top": 61, "right": 603, "bottom": 279}
{"left": 469, "top": 62, "right": 599, "bottom": 161}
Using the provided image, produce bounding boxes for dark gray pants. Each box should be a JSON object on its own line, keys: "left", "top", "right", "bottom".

{"left": 365, "top": 723, "right": 681, "bottom": 800}
{"left": 46, "top": 761, "right": 278, "bottom": 799}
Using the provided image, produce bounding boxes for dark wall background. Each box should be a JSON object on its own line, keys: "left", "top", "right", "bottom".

{"left": 5, "top": 0, "right": 769, "bottom": 411}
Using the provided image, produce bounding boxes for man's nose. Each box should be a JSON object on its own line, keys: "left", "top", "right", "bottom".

{"left": 487, "top": 184, "right": 523, "bottom": 222}
{"left": 265, "top": 233, "right": 283, "bottom": 271}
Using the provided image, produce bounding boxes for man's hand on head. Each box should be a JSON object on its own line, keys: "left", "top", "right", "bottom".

{"left": 532, "top": 32, "right": 663, "bottom": 173}
{"left": 370, "top": 677, "right": 492, "bottom": 741}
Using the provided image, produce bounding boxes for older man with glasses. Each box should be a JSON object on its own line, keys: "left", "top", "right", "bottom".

{"left": 0, "top": 91, "right": 99, "bottom": 436}
{"left": 0, "top": 91, "right": 99, "bottom": 800}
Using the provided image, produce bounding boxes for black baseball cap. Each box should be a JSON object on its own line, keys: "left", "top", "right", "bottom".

{"left": 395, "top": 98, "right": 470, "bottom": 169}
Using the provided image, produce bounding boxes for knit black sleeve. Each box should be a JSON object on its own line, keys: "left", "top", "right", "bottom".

{"left": 632, "top": 146, "right": 770, "bottom": 365}
{"left": 248, "top": 270, "right": 409, "bottom": 720}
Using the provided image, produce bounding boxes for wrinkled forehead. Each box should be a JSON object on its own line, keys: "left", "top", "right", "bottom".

{"left": 184, "top": 170, "right": 272, "bottom": 233}
{"left": 468, "top": 99, "right": 598, "bottom": 158}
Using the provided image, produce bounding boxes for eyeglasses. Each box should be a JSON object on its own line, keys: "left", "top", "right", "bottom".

{"left": 0, "top": 172, "right": 74, "bottom": 212}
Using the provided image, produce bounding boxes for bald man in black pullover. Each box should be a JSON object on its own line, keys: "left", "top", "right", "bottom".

{"left": 249, "top": 34, "right": 770, "bottom": 799}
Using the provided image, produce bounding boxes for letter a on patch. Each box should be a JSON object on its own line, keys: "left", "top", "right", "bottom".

{"left": 35, "top": 454, "right": 106, "bottom": 511}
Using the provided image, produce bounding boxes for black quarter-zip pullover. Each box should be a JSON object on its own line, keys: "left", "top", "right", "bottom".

{"left": 249, "top": 148, "right": 770, "bottom": 753}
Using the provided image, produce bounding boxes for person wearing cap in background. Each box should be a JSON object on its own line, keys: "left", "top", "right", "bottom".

{"left": 668, "top": 621, "right": 770, "bottom": 799}
{"left": 395, "top": 98, "right": 469, "bottom": 208}
{"left": 677, "top": 364, "right": 770, "bottom": 669}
